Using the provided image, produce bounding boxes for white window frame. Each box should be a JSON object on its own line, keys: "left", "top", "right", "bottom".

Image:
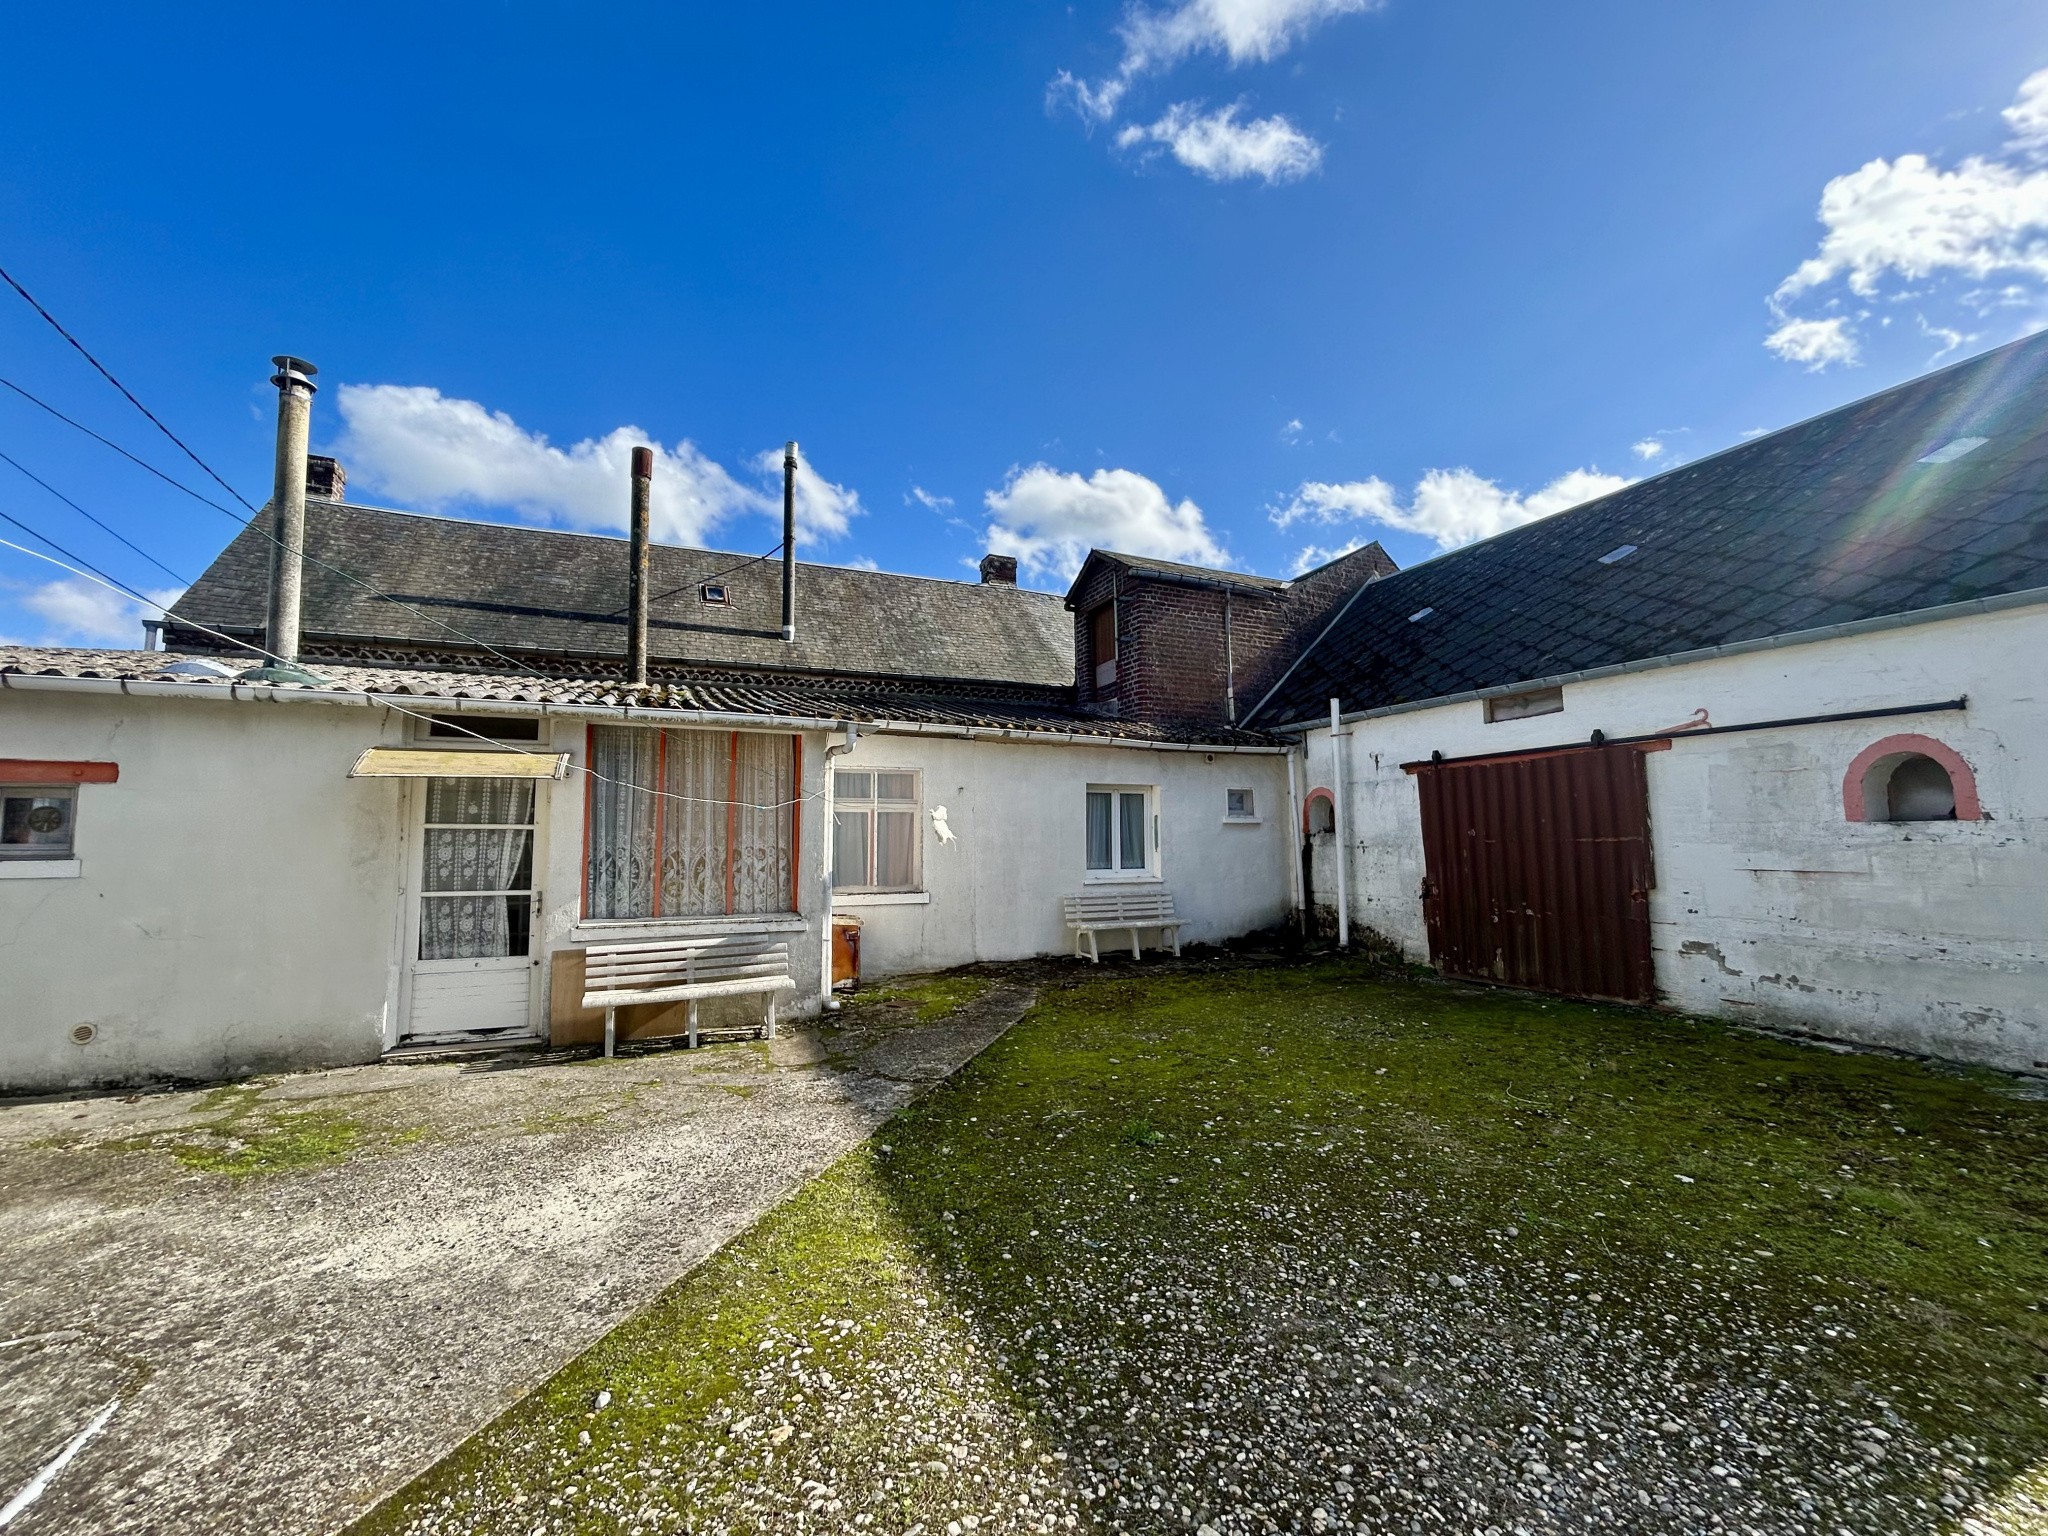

{"left": 832, "top": 768, "right": 924, "bottom": 894}
{"left": 1223, "top": 787, "right": 1260, "bottom": 824}
{"left": 0, "top": 783, "right": 79, "bottom": 874}
{"left": 1084, "top": 783, "right": 1160, "bottom": 884}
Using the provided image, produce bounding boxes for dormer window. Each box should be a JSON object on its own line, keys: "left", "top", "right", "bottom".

{"left": 700, "top": 583, "right": 730, "bottom": 606}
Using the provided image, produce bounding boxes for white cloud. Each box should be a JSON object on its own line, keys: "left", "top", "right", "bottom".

{"left": 908, "top": 485, "right": 954, "bottom": 511}
{"left": 1766, "top": 69, "right": 2048, "bottom": 368}
{"left": 982, "top": 464, "right": 1230, "bottom": 583}
{"left": 2003, "top": 66, "right": 2048, "bottom": 161}
{"left": 334, "top": 385, "right": 861, "bottom": 549}
{"left": 1632, "top": 438, "right": 1666, "bottom": 461}
{"left": 1764, "top": 315, "right": 1861, "bottom": 369}
{"left": 1058, "top": 0, "right": 1376, "bottom": 122}
{"left": 838, "top": 555, "right": 882, "bottom": 571}
{"left": 1280, "top": 417, "right": 1304, "bottom": 444}
{"left": 20, "top": 577, "right": 183, "bottom": 646}
{"left": 1116, "top": 101, "right": 1322, "bottom": 182}
{"left": 1272, "top": 465, "right": 1630, "bottom": 555}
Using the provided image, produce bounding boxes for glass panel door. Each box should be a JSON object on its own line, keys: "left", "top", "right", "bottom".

{"left": 418, "top": 778, "right": 536, "bottom": 959}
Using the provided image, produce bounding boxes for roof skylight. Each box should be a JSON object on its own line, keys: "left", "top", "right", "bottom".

{"left": 1597, "top": 544, "right": 1638, "bottom": 565}
{"left": 1917, "top": 436, "right": 1989, "bottom": 465}
{"left": 1408, "top": 607, "right": 1435, "bottom": 623}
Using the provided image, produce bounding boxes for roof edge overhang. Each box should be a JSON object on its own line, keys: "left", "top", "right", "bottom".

{"left": 0, "top": 669, "right": 1286, "bottom": 754}
{"left": 158, "top": 624, "right": 1076, "bottom": 699}
{"left": 1261, "top": 581, "right": 2048, "bottom": 735}
{"left": 1062, "top": 550, "right": 1289, "bottom": 609}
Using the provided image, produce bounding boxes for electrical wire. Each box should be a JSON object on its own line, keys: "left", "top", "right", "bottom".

{"left": 0, "top": 376, "right": 250, "bottom": 526}
{"left": 0, "top": 449, "right": 191, "bottom": 586}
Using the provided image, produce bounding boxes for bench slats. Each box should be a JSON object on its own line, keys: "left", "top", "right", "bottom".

{"left": 578, "top": 932, "right": 796, "bottom": 1056}
{"left": 1061, "top": 891, "right": 1183, "bottom": 963}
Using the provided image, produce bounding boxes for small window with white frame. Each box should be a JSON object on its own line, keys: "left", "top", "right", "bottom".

{"left": 1225, "top": 787, "right": 1257, "bottom": 821}
{"left": 833, "top": 769, "right": 922, "bottom": 892}
{"left": 1, "top": 785, "right": 77, "bottom": 861}
{"left": 1086, "top": 784, "right": 1156, "bottom": 878}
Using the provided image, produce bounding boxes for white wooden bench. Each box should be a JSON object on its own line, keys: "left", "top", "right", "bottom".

{"left": 581, "top": 934, "right": 797, "bottom": 1056}
{"left": 1063, "top": 891, "right": 1183, "bottom": 962}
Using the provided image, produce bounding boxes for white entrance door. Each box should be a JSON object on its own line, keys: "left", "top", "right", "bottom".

{"left": 402, "top": 776, "right": 540, "bottom": 1044}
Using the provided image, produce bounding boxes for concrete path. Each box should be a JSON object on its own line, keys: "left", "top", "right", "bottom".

{"left": 0, "top": 983, "right": 1032, "bottom": 1536}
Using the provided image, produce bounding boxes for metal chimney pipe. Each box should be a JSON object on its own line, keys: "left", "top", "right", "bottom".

{"left": 781, "top": 441, "right": 798, "bottom": 643}
{"left": 626, "top": 445, "right": 653, "bottom": 686}
{"left": 264, "top": 356, "right": 317, "bottom": 663}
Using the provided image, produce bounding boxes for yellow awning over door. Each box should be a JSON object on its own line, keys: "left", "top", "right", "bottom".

{"left": 349, "top": 747, "right": 570, "bottom": 780}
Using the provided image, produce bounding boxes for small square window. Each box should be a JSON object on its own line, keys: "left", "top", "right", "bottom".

{"left": 1485, "top": 687, "right": 1564, "bottom": 723}
{"left": 1, "top": 786, "right": 76, "bottom": 860}
{"left": 700, "top": 583, "right": 730, "bottom": 605}
{"left": 1226, "top": 788, "right": 1255, "bottom": 819}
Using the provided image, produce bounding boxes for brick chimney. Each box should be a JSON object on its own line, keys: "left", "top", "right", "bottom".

{"left": 979, "top": 553, "right": 1018, "bottom": 585}
{"left": 305, "top": 454, "right": 346, "bottom": 501}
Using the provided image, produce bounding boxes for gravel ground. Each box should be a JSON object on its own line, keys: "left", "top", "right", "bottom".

{"left": 0, "top": 979, "right": 1029, "bottom": 1536}
{"left": 356, "top": 961, "right": 2048, "bottom": 1536}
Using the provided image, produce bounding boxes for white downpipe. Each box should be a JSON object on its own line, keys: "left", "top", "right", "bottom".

{"left": 1329, "top": 698, "right": 1349, "bottom": 948}
{"left": 820, "top": 723, "right": 860, "bottom": 1011}
{"left": 1284, "top": 743, "right": 1306, "bottom": 934}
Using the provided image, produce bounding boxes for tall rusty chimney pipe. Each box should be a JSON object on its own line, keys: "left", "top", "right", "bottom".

{"left": 264, "top": 356, "right": 317, "bottom": 664}
{"left": 781, "top": 441, "right": 798, "bottom": 643}
{"left": 626, "top": 445, "right": 653, "bottom": 686}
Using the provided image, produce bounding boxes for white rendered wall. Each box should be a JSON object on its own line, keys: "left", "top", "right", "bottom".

{"left": 829, "top": 734, "right": 1293, "bottom": 973}
{"left": 1297, "top": 607, "right": 2048, "bottom": 1072}
{"left": 0, "top": 688, "right": 411, "bottom": 1091}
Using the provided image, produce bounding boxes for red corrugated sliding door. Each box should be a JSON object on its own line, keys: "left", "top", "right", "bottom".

{"left": 1413, "top": 744, "right": 1656, "bottom": 1004}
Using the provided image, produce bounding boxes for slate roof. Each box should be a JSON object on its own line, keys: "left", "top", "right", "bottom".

{"left": 170, "top": 502, "right": 1074, "bottom": 689}
{"left": 0, "top": 648, "right": 1283, "bottom": 747}
{"left": 1073, "top": 549, "right": 1294, "bottom": 595}
{"left": 1248, "top": 328, "right": 2048, "bottom": 728}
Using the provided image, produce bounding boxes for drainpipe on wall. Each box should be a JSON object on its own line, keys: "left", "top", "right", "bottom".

{"left": 626, "top": 445, "right": 653, "bottom": 686}
{"left": 819, "top": 720, "right": 860, "bottom": 1012}
{"left": 1284, "top": 742, "right": 1305, "bottom": 935}
{"left": 1330, "top": 697, "right": 1350, "bottom": 948}
{"left": 243, "top": 357, "right": 327, "bottom": 685}
{"left": 1222, "top": 590, "right": 1237, "bottom": 724}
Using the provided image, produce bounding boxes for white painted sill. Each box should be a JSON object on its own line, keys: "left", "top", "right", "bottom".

{"left": 1221, "top": 816, "right": 1263, "bottom": 826}
{"left": 569, "top": 913, "right": 810, "bottom": 943}
{"left": 0, "top": 858, "right": 81, "bottom": 880}
{"left": 1083, "top": 871, "right": 1163, "bottom": 885}
{"left": 833, "top": 891, "right": 931, "bottom": 907}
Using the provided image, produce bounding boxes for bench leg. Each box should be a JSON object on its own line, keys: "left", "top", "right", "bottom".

{"left": 764, "top": 996, "right": 778, "bottom": 1041}
{"left": 687, "top": 999, "right": 700, "bottom": 1051}
{"left": 1131, "top": 926, "right": 1142, "bottom": 961}
{"left": 1169, "top": 924, "right": 1182, "bottom": 957}
{"left": 604, "top": 1006, "right": 616, "bottom": 1059}
{"left": 1087, "top": 931, "right": 1100, "bottom": 963}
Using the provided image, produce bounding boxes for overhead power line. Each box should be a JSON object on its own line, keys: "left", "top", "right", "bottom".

{"left": 0, "top": 263, "right": 259, "bottom": 513}
{"left": 0, "top": 449, "right": 191, "bottom": 586}
{"left": 0, "top": 376, "right": 249, "bottom": 526}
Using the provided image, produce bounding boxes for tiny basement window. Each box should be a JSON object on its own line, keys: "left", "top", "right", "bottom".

{"left": 1086, "top": 785, "right": 1155, "bottom": 877}
{"left": 0, "top": 786, "right": 76, "bottom": 860}
{"left": 1485, "top": 687, "right": 1564, "bottom": 723}
{"left": 833, "top": 770, "right": 922, "bottom": 892}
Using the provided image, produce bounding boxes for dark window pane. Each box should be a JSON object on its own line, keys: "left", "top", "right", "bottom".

{"left": 1119, "top": 792, "right": 1147, "bottom": 869}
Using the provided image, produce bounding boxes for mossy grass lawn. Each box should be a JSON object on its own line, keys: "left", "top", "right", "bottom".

{"left": 355, "top": 961, "right": 2048, "bottom": 1536}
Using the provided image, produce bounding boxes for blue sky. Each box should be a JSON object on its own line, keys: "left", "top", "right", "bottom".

{"left": 2, "top": 1, "right": 2045, "bottom": 645}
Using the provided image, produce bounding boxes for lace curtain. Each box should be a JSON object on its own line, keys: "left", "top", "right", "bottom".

{"left": 586, "top": 727, "right": 796, "bottom": 918}
{"left": 419, "top": 778, "right": 535, "bottom": 959}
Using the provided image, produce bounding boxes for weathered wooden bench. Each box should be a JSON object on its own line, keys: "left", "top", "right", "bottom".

{"left": 1062, "top": 890, "right": 1183, "bottom": 962}
{"left": 581, "top": 934, "right": 797, "bottom": 1057}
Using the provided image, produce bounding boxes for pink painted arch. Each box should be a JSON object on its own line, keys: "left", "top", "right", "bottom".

{"left": 1302, "top": 786, "right": 1336, "bottom": 835}
{"left": 1842, "top": 733, "right": 1981, "bottom": 822}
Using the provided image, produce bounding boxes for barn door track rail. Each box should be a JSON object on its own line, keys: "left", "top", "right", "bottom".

{"left": 1400, "top": 696, "right": 1967, "bottom": 774}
